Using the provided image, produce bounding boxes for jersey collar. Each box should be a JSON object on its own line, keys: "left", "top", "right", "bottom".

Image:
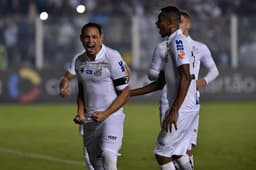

{"left": 186, "top": 35, "right": 193, "bottom": 43}
{"left": 167, "top": 29, "right": 183, "bottom": 44}
{"left": 94, "top": 44, "right": 106, "bottom": 60}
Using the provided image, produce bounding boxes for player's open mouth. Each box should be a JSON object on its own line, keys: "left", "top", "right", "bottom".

{"left": 86, "top": 44, "right": 95, "bottom": 51}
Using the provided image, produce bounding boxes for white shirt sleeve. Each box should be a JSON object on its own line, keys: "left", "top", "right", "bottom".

{"left": 171, "top": 37, "right": 190, "bottom": 67}
{"left": 110, "top": 51, "right": 129, "bottom": 91}
{"left": 148, "top": 41, "right": 167, "bottom": 81}
{"left": 67, "top": 51, "right": 84, "bottom": 75}
{"left": 201, "top": 45, "right": 219, "bottom": 84}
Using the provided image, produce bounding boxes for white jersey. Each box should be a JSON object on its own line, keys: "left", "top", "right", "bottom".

{"left": 148, "top": 41, "right": 169, "bottom": 108}
{"left": 148, "top": 41, "right": 167, "bottom": 80}
{"left": 75, "top": 45, "right": 128, "bottom": 118}
{"left": 189, "top": 36, "right": 219, "bottom": 84}
{"left": 164, "top": 29, "right": 197, "bottom": 112}
{"left": 187, "top": 36, "right": 219, "bottom": 110}
{"left": 67, "top": 50, "right": 85, "bottom": 75}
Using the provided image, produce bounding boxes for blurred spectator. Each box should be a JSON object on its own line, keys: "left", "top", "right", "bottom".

{"left": 0, "top": 0, "right": 256, "bottom": 69}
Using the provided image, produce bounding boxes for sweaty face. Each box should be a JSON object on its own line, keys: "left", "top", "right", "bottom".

{"left": 80, "top": 27, "right": 103, "bottom": 59}
{"left": 156, "top": 13, "right": 170, "bottom": 37}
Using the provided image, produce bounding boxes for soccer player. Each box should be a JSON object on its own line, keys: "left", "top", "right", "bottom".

{"left": 178, "top": 10, "right": 219, "bottom": 169}
{"left": 75, "top": 22, "right": 129, "bottom": 170}
{"left": 59, "top": 33, "right": 131, "bottom": 170}
{"left": 131, "top": 6, "right": 198, "bottom": 170}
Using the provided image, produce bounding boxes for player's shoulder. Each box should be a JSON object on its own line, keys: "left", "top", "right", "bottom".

{"left": 104, "top": 45, "right": 123, "bottom": 62}
{"left": 170, "top": 32, "right": 188, "bottom": 47}
{"left": 73, "top": 50, "right": 85, "bottom": 60}
{"left": 156, "top": 40, "right": 167, "bottom": 50}
{"left": 192, "top": 39, "right": 209, "bottom": 50}
{"left": 174, "top": 33, "right": 187, "bottom": 41}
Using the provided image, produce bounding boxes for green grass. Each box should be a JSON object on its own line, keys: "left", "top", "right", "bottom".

{"left": 0, "top": 102, "right": 255, "bottom": 170}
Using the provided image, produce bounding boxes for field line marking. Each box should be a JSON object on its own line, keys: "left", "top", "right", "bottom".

{"left": 0, "top": 147, "right": 84, "bottom": 166}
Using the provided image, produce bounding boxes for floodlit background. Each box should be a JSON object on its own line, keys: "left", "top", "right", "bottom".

{"left": 0, "top": 0, "right": 255, "bottom": 170}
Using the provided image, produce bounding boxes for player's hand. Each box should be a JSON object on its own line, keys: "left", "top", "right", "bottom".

{"left": 196, "top": 79, "right": 207, "bottom": 90}
{"left": 73, "top": 113, "right": 85, "bottom": 124}
{"left": 60, "top": 87, "right": 70, "bottom": 97}
{"left": 91, "top": 111, "right": 108, "bottom": 122}
{"left": 162, "top": 107, "right": 178, "bottom": 132}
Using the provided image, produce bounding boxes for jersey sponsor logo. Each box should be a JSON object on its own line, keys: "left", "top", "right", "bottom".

{"left": 178, "top": 50, "right": 185, "bottom": 59}
{"left": 175, "top": 40, "right": 184, "bottom": 50}
{"left": 176, "top": 40, "right": 186, "bottom": 59}
{"left": 85, "top": 69, "right": 93, "bottom": 74}
{"left": 118, "top": 61, "right": 125, "bottom": 72}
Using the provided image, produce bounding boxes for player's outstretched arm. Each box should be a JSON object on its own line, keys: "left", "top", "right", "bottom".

{"left": 130, "top": 71, "right": 165, "bottom": 97}
{"left": 59, "top": 71, "right": 75, "bottom": 97}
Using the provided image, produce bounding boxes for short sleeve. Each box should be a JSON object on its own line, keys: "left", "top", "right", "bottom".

{"left": 110, "top": 52, "right": 129, "bottom": 91}
{"left": 67, "top": 51, "right": 84, "bottom": 75}
{"left": 148, "top": 41, "right": 167, "bottom": 81}
{"left": 170, "top": 37, "right": 190, "bottom": 67}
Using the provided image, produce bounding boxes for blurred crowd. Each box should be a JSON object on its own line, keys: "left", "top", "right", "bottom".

{"left": 0, "top": 0, "right": 256, "bottom": 69}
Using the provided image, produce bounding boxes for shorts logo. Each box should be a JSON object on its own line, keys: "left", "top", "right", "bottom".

{"left": 108, "top": 135, "right": 117, "bottom": 140}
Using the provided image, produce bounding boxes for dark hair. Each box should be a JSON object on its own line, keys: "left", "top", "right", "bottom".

{"left": 160, "top": 6, "right": 181, "bottom": 22}
{"left": 81, "top": 22, "right": 103, "bottom": 35}
{"left": 180, "top": 10, "right": 191, "bottom": 19}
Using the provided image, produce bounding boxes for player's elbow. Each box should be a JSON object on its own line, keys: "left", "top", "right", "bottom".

{"left": 148, "top": 69, "right": 159, "bottom": 81}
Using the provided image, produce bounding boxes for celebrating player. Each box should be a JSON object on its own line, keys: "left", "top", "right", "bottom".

{"left": 75, "top": 22, "right": 129, "bottom": 170}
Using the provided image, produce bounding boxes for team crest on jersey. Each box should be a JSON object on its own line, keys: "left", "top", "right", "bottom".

{"left": 94, "top": 67, "right": 102, "bottom": 76}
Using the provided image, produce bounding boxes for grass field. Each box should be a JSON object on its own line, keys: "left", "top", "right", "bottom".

{"left": 0, "top": 102, "right": 256, "bottom": 170}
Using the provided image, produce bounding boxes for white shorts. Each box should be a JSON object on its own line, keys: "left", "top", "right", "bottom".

{"left": 154, "top": 110, "right": 198, "bottom": 157}
{"left": 83, "top": 112, "right": 125, "bottom": 156}
{"left": 159, "top": 102, "right": 169, "bottom": 125}
{"left": 190, "top": 111, "right": 199, "bottom": 146}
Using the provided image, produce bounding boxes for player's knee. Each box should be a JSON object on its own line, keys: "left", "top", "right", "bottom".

{"left": 102, "top": 150, "right": 118, "bottom": 170}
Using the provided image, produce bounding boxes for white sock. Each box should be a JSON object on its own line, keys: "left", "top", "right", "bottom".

{"left": 160, "top": 161, "right": 176, "bottom": 170}
{"left": 175, "top": 155, "right": 193, "bottom": 170}
{"left": 102, "top": 150, "right": 118, "bottom": 170}
{"left": 189, "top": 155, "right": 194, "bottom": 169}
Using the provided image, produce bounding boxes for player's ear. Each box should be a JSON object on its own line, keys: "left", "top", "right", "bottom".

{"left": 100, "top": 34, "right": 103, "bottom": 43}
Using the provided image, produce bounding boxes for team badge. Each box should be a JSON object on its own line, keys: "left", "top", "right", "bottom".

{"left": 94, "top": 67, "right": 102, "bottom": 76}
